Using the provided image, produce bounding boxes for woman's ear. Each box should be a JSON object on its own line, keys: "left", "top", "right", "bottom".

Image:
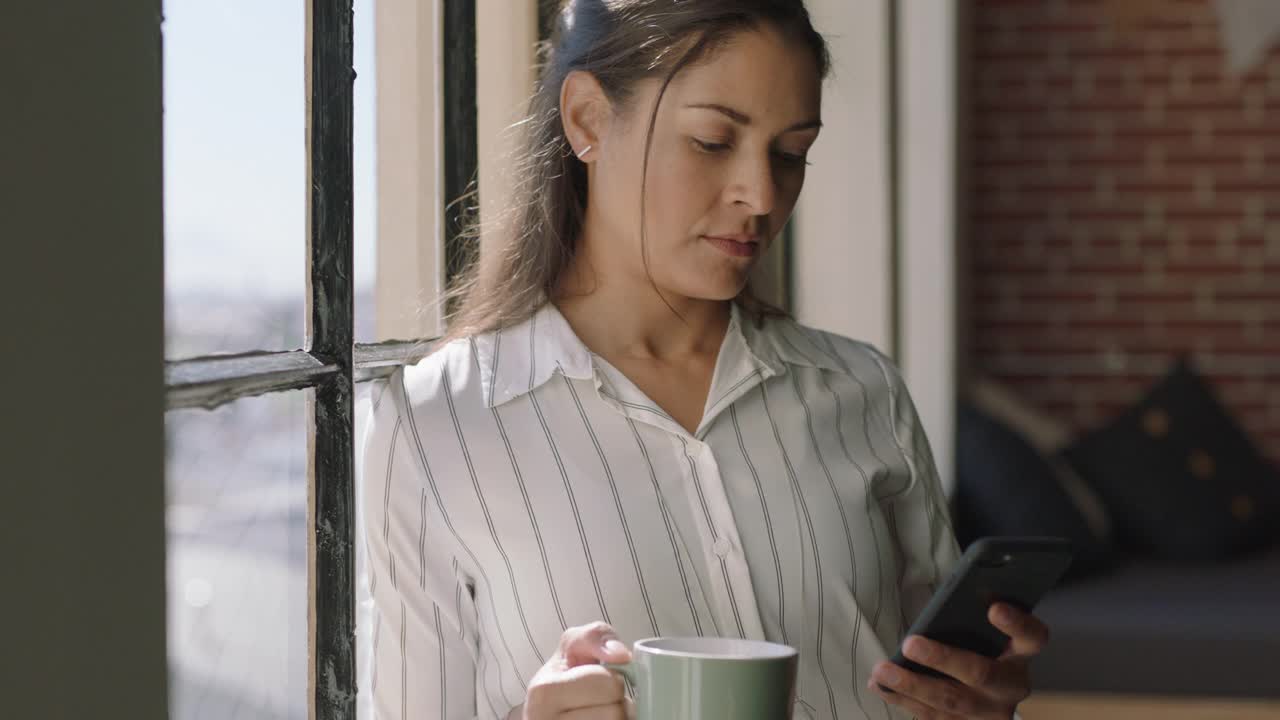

{"left": 560, "top": 70, "right": 608, "bottom": 161}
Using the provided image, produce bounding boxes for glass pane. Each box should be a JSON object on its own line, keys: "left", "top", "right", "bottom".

{"left": 163, "top": 0, "right": 305, "bottom": 359}
{"left": 167, "top": 390, "right": 308, "bottom": 720}
{"left": 355, "top": 0, "right": 377, "bottom": 342}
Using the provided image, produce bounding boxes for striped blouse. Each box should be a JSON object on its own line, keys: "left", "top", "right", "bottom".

{"left": 360, "top": 300, "right": 961, "bottom": 720}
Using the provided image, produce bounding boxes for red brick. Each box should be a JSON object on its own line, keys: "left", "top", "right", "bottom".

{"left": 970, "top": 0, "right": 1280, "bottom": 439}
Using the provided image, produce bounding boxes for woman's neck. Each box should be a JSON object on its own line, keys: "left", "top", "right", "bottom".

{"left": 552, "top": 252, "right": 731, "bottom": 364}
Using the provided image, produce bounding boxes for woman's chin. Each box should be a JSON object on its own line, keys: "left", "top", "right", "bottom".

{"left": 659, "top": 263, "right": 754, "bottom": 303}
{"left": 676, "top": 278, "right": 751, "bottom": 303}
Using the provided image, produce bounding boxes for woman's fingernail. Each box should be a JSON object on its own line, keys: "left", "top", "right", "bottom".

{"left": 604, "top": 639, "right": 628, "bottom": 655}
{"left": 880, "top": 666, "right": 902, "bottom": 686}
{"left": 907, "top": 636, "right": 934, "bottom": 661}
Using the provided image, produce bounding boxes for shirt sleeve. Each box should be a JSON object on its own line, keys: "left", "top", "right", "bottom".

{"left": 361, "top": 372, "right": 482, "bottom": 720}
{"left": 871, "top": 353, "right": 1031, "bottom": 718}
{"left": 873, "top": 352, "right": 963, "bottom": 631}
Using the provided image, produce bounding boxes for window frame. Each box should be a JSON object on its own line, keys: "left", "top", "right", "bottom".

{"left": 161, "top": 1, "right": 479, "bottom": 717}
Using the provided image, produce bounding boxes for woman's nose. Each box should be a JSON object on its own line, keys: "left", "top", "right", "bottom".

{"left": 730, "top": 153, "right": 776, "bottom": 216}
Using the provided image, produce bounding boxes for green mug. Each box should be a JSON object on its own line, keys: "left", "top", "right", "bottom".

{"left": 606, "top": 637, "right": 799, "bottom": 720}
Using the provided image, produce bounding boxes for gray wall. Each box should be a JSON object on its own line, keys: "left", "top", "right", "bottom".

{"left": 2, "top": 2, "right": 168, "bottom": 718}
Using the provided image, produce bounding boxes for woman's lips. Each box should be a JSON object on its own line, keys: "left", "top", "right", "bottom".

{"left": 704, "top": 235, "right": 760, "bottom": 258}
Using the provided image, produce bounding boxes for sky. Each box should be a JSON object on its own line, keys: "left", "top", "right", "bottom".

{"left": 163, "top": 0, "right": 377, "bottom": 300}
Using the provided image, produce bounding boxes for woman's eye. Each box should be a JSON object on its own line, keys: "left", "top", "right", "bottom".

{"left": 692, "top": 138, "right": 810, "bottom": 167}
{"left": 692, "top": 138, "right": 730, "bottom": 153}
{"left": 775, "top": 151, "right": 811, "bottom": 168}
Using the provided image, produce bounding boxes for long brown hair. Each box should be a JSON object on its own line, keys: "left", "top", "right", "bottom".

{"left": 438, "top": 0, "right": 830, "bottom": 344}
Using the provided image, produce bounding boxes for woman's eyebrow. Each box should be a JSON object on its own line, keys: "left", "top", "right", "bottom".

{"left": 683, "top": 102, "right": 822, "bottom": 132}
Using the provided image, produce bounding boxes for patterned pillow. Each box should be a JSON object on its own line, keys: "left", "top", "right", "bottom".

{"left": 967, "top": 377, "right": 1113, "bottom": 542}
{"left": 1063, "top": 357, "right": 1280, "bottom": 562}
{"left": 954, "top": 401, "right": 1113, "bottom": 581}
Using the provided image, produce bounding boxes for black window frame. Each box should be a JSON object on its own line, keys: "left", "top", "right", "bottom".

{"left": 162, "top": 2, "right": 480, "bottom": 718}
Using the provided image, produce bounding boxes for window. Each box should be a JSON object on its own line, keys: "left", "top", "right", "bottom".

{"left": 163, "top": 0, "right": 485, "bottom": 717}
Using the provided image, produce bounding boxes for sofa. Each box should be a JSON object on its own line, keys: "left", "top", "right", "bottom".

{"left": 953, "top": 361, "right": 1280, "bottom": 705}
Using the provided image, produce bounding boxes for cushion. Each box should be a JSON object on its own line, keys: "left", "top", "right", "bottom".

{"left": 954, "top": 401, "right": 1114, "bottom": 581}
{"left": 1062, "top": 357, "right": 1280, "bottom": 562}
{"left": 968, "top": 377, "right": 1072, "bottom": 451}
{"left": 966, "top": 378, "right": 1113, "bottom": 542}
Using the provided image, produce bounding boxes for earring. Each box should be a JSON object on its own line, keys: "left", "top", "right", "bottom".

{"left": 576, "top": 144, "right": 593, "bottom": 160}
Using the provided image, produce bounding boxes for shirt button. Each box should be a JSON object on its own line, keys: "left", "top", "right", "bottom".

{"left": 713, "top": 537, "right": 732, "bottom": 557}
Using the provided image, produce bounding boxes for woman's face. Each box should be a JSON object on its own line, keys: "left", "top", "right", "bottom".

{"left": 588, "top": 24, "right": 823, "bottom": 303}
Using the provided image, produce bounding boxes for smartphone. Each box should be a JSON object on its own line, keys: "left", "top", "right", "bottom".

{"left": 887, "top": 536, "right": 1075, "bottom": 683}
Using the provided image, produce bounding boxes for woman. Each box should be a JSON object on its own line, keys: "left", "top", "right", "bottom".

{"left": 362, "top": 1, "right": 1051, "bottom": 718}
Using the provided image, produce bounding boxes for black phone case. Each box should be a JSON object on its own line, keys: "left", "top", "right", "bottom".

{"left": 888, "top": 536, "right": 1075, "bottom": 682}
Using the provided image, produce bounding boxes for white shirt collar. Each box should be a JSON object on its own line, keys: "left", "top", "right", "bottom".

{"left": 473, "top": 300, "right": 847, "bottom": 410}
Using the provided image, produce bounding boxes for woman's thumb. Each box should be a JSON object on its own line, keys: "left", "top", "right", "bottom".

{"left": 601, "top": 637, "right": 632, "bottom": 663}
{"left": 561, "top": 622, "right": 632, "bottom": 667}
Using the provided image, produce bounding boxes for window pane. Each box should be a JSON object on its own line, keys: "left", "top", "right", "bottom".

{"left": 163, "top": 0, "right": 305, "bottom": 359}
{"left": 167, "top": 390, "right": 308, "bottom": 720}
{"left": 355, "top": 0, "right": 377, "bottom": 342}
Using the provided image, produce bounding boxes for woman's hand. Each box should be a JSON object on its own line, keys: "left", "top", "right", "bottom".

{"left": 867, "top": 602, "right": 1050, "bottom": 719}
{"left": 515, "top": 621, "right": 635, "bottom": 720}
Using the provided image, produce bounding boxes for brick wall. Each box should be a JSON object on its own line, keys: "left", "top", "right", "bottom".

{"left": 967, "top": 0, "right": 1280, "bottom": 465}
